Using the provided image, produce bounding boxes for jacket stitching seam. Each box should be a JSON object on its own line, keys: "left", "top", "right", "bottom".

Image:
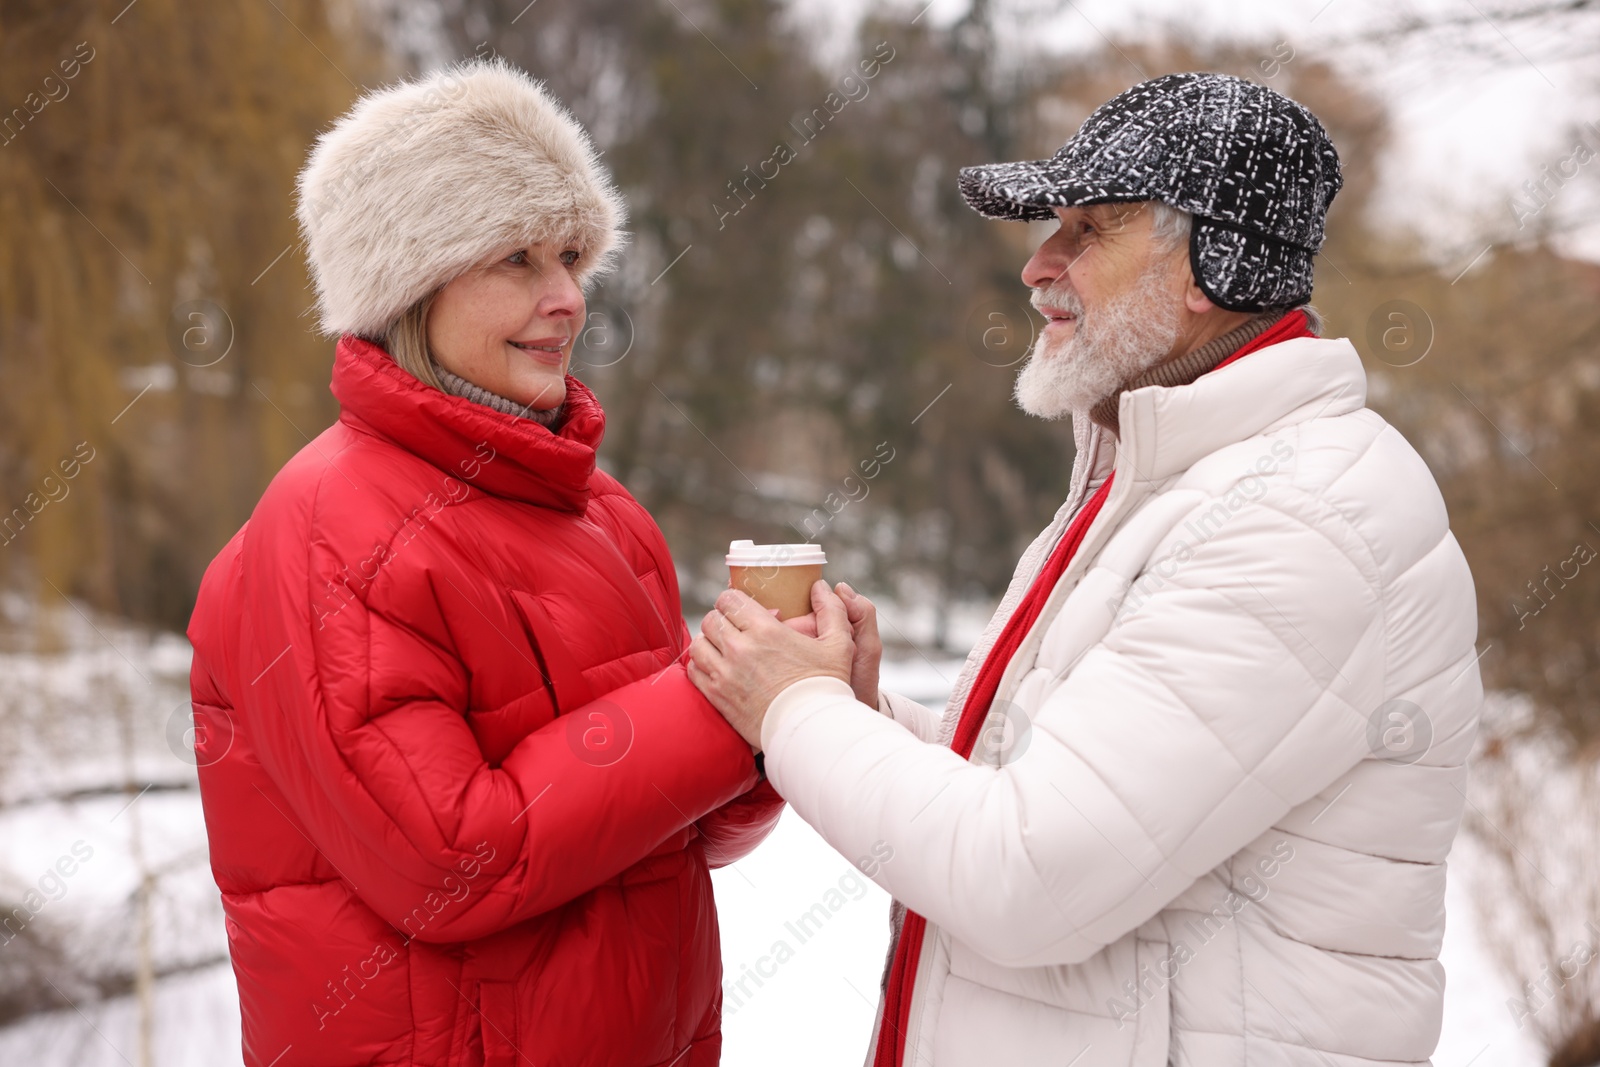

{"left": 303, "top": 467, "right": 476, "bottom": 875}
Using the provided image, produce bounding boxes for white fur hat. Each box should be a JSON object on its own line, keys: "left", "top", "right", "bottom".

{"left": 294, "top": 58, "right": 626, "bottom": 338}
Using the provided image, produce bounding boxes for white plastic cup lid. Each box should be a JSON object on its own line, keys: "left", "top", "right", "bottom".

{"left": 725, "top": 540, "right": 826, "bottom": 567}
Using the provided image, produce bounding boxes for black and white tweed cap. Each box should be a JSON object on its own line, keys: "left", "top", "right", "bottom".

{"left": 958, "top": 72, "right": 1343, "bottom": 312}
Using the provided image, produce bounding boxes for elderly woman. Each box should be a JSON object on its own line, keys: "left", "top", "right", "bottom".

{"left": 186, "top": 59, "right": 782, "bottom": 1067}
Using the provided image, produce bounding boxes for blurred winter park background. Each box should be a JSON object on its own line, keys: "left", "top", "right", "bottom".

{"left": 3, "top": 0, "right": 1600, "bottom": 1063}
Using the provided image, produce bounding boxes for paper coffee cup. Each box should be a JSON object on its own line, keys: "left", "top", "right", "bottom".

{"left": 725, "top": 540, "right": 826, "bottom": 621}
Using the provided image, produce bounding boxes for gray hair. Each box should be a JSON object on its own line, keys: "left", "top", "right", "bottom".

{"left": 1147, "top": 200, "right": 1192, "bottom": 255}
{"left": 1145, "top": 200, "right": 1322, "bottom": 334}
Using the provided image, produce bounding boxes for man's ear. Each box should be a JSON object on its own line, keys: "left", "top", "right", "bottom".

{"left": 1181, "top": 263, "right": 1219, "bottom": 316}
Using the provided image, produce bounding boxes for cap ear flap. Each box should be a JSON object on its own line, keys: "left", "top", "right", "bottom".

{"left": 1189, "top": 217, "right": 1321, "bottom": 313}
{"left": 1187, "top": 224, "right": 1267, "bottom": 314}
{"left": 1188, "top": 226, "right": 1251, "bottom": 313}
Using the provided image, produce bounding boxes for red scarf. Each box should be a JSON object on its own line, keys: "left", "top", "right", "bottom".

{"left": 872, "top": 309, "right": 1315, "bottom": 1066}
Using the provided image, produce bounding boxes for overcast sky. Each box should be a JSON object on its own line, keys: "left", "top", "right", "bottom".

{"left": 788, "top": 0, "right": 1600, "bottom": 266}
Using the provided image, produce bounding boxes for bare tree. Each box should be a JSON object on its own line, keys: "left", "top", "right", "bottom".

{"left": 1467, "top": 702, "right": 1600, "bottom": 1067}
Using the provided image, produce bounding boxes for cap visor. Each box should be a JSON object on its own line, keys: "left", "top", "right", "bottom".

{"left": 958, "top": 159, "right": 1147, "bottom": 221}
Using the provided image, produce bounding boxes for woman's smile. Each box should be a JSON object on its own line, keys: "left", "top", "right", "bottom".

{"left": 508, "top": 335, "right": 569, "bottom": 367}
{"left": 427, "top": 240, "right": 586, "bottom": 411}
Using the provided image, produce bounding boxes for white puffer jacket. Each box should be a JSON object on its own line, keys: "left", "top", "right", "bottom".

{"left": 760, "top": 334, "right": 1483, "bottom": 1066}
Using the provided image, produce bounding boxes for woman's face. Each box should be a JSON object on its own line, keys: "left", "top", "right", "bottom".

{"left": 427, "top": 241, "right": 586, "bottom": 412}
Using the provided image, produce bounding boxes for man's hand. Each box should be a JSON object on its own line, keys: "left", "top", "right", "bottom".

{"left": 688, "top": 581, "right": 855, "bottom": 750}
{"left": 777, "top": 582, "right": 883, "bottom": 709}
{"left": 837, "top": 583, "right": 882, "bottom": 708}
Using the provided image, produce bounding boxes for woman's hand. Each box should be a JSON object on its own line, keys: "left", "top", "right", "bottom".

{"left": 688, "top": 582, "right": 855, "bottom": 750}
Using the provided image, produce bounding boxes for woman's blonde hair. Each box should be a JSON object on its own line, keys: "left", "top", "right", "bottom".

{"left": 379, "top": 292, "right": 443, "bottom": 389}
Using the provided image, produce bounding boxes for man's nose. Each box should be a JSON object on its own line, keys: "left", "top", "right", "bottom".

{"left": 1021, "top": 229, "right": 1075, "bottom": 290}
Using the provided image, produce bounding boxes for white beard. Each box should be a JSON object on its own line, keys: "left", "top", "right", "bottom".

{"left": 1014, "top": 263, "right": 1184, "bottom": 420}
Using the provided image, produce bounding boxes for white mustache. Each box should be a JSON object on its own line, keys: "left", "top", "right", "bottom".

{"left": 1030, "top": 284, "right": 1085, "bottom": 317}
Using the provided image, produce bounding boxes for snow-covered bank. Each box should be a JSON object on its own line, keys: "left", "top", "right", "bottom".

{"left": 0, "top": 605, "right": 1546, "bottom": 1065}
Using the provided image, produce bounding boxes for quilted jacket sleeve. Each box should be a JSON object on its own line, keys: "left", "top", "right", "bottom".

{"left": 879, "top": 690, "right": 943, "bottom": 742}
{"left": 233, "top": 501, "right": 760, "bottom": 945}
{"left": 675, "top": 619, "right": 786, "bottom": 867}
{"left": 694, "top": 777, "right": 785, "bottom": 867}
{"left": 758, "top": 490, "right": 1386, "bottom": 969}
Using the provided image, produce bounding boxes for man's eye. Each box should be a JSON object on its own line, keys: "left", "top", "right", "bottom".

{"left": 560, "top": 249, "right": 580, "bottom": 267}
{"left": 507, "top": 250, "right": 528, "bottom": 265}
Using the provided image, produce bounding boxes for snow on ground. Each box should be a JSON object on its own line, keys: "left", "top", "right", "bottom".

{"left": 0, "top": 611, "right": 1549, "bottom": 1065}
{"left": 0, "top": 961, "right": 242, "bottom": 1067}
{"left": 1439, "top": 856, "right": 1546, "bottom": 1067}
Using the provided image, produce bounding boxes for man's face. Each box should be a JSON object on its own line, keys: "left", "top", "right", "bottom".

{"left": 1023, "top": 202, "right": 1167, "bottom": 337}
{"left": 1013, "top": 201, "right": 1186, "bottom": 419}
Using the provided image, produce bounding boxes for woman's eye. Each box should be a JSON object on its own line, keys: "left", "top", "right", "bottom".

{"left": 559, "top": 249, "right": 580, "bottom": 268}
{"left": 507, "top": 250, "right": 528, "bottom": 265}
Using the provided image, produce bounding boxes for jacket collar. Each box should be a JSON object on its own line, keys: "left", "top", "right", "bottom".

{"left": 330, "top": 334, "right": 605, "bottom": 513}
{"left": 1086, "top": 336, "right": 1368, "bottom": 488}
{"left": 1087, "top": 312, "right": 1280, "bottom": 436}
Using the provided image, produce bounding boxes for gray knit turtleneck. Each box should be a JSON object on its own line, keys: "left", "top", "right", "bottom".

{"left": 428, "top": 360, "right": 566, "bottom": 429}
{"left": 1088, "top": 308, "right": 1310, "bottom": 437}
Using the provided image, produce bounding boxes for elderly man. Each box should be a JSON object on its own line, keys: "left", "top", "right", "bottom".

{"left": 688, "top": 72, "right": 1481, "bottom": 1067}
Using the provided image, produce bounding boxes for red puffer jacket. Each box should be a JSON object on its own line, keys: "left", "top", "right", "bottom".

{"left": 187, "top": 335, "right": 783, "bottom": 1067}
